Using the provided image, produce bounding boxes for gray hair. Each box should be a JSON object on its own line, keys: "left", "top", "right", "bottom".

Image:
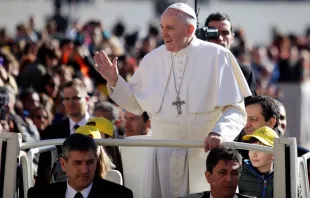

{"left": 61, "top": 133, "right": 97, "bottom": 160}
{"left": 176, "top": 11, "right": 197, "bottom": 34}
{"left": 94, "top": 101, "right": 119, "bottom": 123}
{"left": 0, "top": 85, "right": 15, "bottom": 105}
{"left": 273, "top": 99, "right": 285, "bottom": 109}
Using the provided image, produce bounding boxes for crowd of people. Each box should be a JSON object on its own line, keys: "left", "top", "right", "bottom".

{"left": 1, "top": 1, "right": 310, "bottom": 198}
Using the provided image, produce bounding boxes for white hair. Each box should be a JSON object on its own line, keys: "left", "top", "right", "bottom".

{"left": 177, "top": 11, "right": 197, "bottom": 35}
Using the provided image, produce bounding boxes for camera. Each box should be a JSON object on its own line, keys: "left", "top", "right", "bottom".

{"left": 195, "top": 27, "right": 219, "bottom": 41}
{"left": 0, "top": 107, "right": 8, "bottom": 120}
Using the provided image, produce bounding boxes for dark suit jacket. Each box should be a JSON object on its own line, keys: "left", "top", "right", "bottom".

{"left": 180, "top": 191, "right": 255, "bottom": 198}
{"left": 28, "top": 177, "right": 133, "bottom": 198}
{"left": 239, "top": 63, "right": 257, "bottom": 97}
{"left": 36, "top": 118, "right": 70, "bottom": 186}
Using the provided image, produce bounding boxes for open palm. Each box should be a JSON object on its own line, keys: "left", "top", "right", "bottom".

{"left": 94, "top": 50, "right": 119, "bottom": 86}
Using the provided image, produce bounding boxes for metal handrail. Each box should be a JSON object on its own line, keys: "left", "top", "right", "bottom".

{"left": 298, "top": 157, "right": 308, "bottom": 198}
{"left": 21, "top": 139, "right": 274, "bottom": 153}
{"left": 26, "top": 146, "right": 58, "bottom": 187}
{"left": 301, "top": 152, "right": 310, "bottom": 161}
{"left": 19, "top": 151, "right": 30, "bottom": 198}
{"left": 301, "top": 153, "right": 310, "bottom": 197}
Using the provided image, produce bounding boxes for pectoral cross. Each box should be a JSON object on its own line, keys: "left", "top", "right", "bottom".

{"left": 172, "top": 96, "right": 185, "bottom": 115}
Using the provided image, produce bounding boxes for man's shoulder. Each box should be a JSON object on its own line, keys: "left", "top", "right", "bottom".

{"left": 93, "top": 178, "right": 133, "bottom": 195}
{"left": 42, "top": 117, "right": 70, "bottom": 139}
{"left": 238, "top": 63, "right": 252, "bottom": 73}
{"left": 28, "top": 182, "right": 66, "bottom": 197}
{"left": 179, "top": 193, "right": 205, "bottom": 198}
{"left": 46, "top": 117, "right": 69, "bottom": 129}
{"left": 233, "top": 131, "right": 244, "bottom": 142}
{"left": 179, "top": 191, "right": 209, "bottom": 198}
{"left": 179, "top": 191, "right": 256, "bottom": 198}
{"left": 94, "top": 177, "right": 122, "bottom": 187}
{"left": 236, "top": 192, "right": 257, "bottom": 198}
{"left": 44, "top": 117, "right": 69, "bottom": 129}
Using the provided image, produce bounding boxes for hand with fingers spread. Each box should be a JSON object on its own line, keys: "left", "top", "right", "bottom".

{"left": 204, "top": 132, "right": 224, "bottom": 152}
{"left": 94, "top": 50, "right": 119, "bottom": 87}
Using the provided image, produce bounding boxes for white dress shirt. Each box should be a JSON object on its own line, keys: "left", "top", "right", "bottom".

{"left": 69, "top": 112, "right": 90, "bottom": 134}
{"left": 65, "top": 180, "right": 93, "bottom": 198}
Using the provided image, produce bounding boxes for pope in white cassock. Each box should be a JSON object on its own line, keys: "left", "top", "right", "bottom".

{"left": 94, "top": 3, "right": 252, "bottom": 198}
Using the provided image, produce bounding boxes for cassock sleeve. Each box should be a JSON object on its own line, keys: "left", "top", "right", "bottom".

{"left": 210, "top": 50, "right": 249, "bottom": 140}
{"left": 211, "top": 102, "right": 247, "bottom": 141}
{"left": 108, "top": 76, "right": 143, "bottom": 115}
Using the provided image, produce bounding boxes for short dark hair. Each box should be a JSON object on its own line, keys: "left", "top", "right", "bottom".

{"left": 248, "top": 137, "right": 262, "bottom": 144}
{"left": 142, "top": 112, "right": 149, "bottom": 123}
{"left": 61, "top": 133, "right": 97, "bottom": 160}
{"left": 205, "top": 12, "right": 232, "bottom": 32}
{"left": 206, "top": 146, "right": 242, "bottom": 173}
{"left": 19, "top": 87, "right": 37, "bottom": 101}
{"left": 63, "top": 78, "right": 88, "bottom": 96}
{"left": 245, "top": 95, "right": 280, "bottom": 129}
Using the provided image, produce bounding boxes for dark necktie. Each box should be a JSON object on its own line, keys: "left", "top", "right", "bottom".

{"left": 73, "top": 124, "right": 80, "bottom": 131}
{"left": 74, "top": 192, "right": 83, "bottom": 198}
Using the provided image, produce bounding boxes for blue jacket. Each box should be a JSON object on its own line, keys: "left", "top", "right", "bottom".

{"left": 238, "top": 159, "right": 274, "bottom": 198}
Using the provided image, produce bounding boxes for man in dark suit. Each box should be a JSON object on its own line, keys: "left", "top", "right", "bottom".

{"left": 180, "top": 147, "right": 254, "bottom": 198}
{"left": 36, "top": 79, "right": 91, "bottom": 186}
{"left": 204, "top": 13, "right": 256, "bottom": 96}
{"left": 28, "top": 133, "right": 133, "bottom": 198}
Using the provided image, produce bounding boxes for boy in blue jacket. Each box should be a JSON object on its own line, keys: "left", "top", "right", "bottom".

{"left": 238, "top": 126, "right": 279, "bottom": 198}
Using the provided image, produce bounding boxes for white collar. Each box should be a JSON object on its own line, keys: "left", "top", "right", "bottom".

{"left": 66, "top": 180, "right": 93, "bottom": 198}
{"left": 171, "top": 36, "right": 195, "bottom": 57}
{"left": 69, "top": 112, "right": 90, "bottom": 134}
{"left": 172, "top": 44, "right": 190, "bottom": 57}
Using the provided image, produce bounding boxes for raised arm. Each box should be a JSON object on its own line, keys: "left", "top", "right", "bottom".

{"left": 94, "top": 51, "right": 143, "bottom": 115}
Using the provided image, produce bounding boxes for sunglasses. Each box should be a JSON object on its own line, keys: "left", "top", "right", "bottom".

{"left": 48, "top": 82, "right": 58, "bottom": 88}
{"left": 34, "top": 115, "right": 48, "bottom": 120}
{"left": 62, "top": 96, "right": 82, "bottom": 102}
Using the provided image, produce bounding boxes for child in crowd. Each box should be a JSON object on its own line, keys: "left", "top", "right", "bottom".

{"left": 238, "top": 126, "right": 279, "bottom": 198}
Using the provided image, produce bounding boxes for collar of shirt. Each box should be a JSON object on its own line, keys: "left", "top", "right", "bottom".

{"left": 65, "top": 180, "right": 93, "bottom": 198}
{"left": 172, "top": 44, "right": 190, "bottom": 57}
{"left": 69, "top": 112, "right": 90, "bottom": 134}
{"left": 171, "top": 36, "right": 196, "bottom": 57}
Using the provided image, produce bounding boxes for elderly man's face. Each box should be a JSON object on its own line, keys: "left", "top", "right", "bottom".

{"left": 205, "top": 160, "right": 241, "bottom": 198}
{"left": 160, "top": 9, "right": 191, "bottom": 52}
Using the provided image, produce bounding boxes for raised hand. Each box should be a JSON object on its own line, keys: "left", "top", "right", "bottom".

{"left": 94, "top": 50, "right": 119, "bottom": 87}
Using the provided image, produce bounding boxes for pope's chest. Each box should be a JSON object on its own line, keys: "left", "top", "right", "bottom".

{"left": 170, "top": 54, "right": 189, "bottom": 92}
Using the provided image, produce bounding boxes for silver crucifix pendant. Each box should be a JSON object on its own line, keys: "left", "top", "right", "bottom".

{"left": 172, "top": 96, "right": 185, "bottom": 115}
